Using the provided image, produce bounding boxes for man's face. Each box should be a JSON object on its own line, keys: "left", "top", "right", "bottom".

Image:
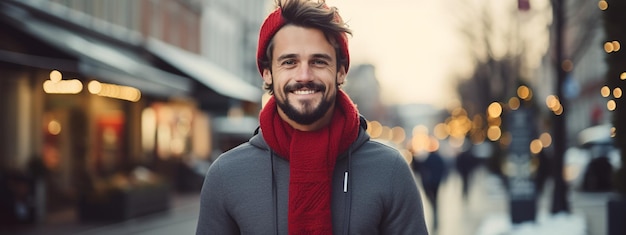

{"left": 263, "top": 25, "right": 346, "bottom": 127}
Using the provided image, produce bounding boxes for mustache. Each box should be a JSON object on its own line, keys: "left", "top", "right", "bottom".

{"left": 284, "top": 82, "right": 326, "bottom": 92}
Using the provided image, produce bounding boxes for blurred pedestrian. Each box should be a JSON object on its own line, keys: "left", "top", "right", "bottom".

{"left": 534, "top": 150, "right": 551, "bottom": 194}
{"left": 413, "top": 150, "right": 448, "bottom": 230}
{"left": 455, "top": 146, "right": 479, "bottom": 199}
{"left": 196, "top": 1, "right": 428, "bottom": 234}
{"left": 582, "top": 156, "right": 613, "bottom": 192}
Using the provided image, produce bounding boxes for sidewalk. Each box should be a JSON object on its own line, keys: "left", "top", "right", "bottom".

{"left": 432, "top": 166, "right": 612, "bottom": 235}
{"left": 3, "top": 192, "right": 201, "bottom": 235}
{"left": 424, "top": 166, "right": 508, "bottom": 235}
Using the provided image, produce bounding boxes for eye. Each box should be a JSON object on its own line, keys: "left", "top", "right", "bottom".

{"left": 281, "top": 59, "right": 296, "bottom": 66}
{"left": 312, "top": 59, "right": 329, "bottom": 66}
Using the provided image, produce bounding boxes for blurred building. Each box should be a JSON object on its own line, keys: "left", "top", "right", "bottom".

{"left": 0, "top": 0, "right": 265, "bottom": 223}
{"left": 343, "top": 63, "right": 394, "bottom": 125}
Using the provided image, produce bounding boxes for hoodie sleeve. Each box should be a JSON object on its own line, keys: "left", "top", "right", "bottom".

{"left": 196, "top": 160, "right": 240, "bottom": 235}
{"left": 380, "top": 156, "right": 430, "bottom": 235}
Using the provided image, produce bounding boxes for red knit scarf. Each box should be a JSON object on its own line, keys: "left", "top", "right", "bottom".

{"left": 260, "top": 90, "right": 359, "bottom": 234}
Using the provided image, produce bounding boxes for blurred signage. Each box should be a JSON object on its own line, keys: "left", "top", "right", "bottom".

{"left": 506, "top": 107, "right": 536, "bottom": 224}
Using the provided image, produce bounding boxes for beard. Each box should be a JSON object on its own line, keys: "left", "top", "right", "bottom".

{"left": 275, "top": 82, "right": 336, "bottom": 125}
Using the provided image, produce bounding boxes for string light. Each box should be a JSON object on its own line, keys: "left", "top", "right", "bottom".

{"left": 612, "top": 41, "right": 621, "bottom": 51}
{"left": 598, "top": 0, "right": 608, "bottom": 11}
{"left": 605, "top": 42, "right": 614, "bottom": 53}
{"left": 87, "top": 80, "right": 141, "bottom": 102}
{"left": 607, "top": 100, "right": 616, "bottom": 111}
{"left": 508, "top": 97, "right": 521, "bottom": 110}
{"left": 601, "top": 86, "right": 611, "bottom": 97}
{"left": 605, "top": 41, "right": 621, "bottom": 53}
{"left": 43, "top": 70, "right": 83, "bottom": 94}
{"left": 487, "top": 102, "right": 503, "bottom": 118}
{"left": 517, "top": 85, "right": 532, "bottom": 100}
{"left": 50, "top": 70, "right": 62, "bottom": 83}
{"left": 539, "top": 132, "right": 552, "bottom": 148}
{"left": 614, "top": 88, "right": 623, "bottom": 98}
{"left": 598, "top": 0, "right": 609, "bottom": 11}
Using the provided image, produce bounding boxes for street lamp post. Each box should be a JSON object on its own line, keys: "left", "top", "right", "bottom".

{"left": 551, "top": 0, "right": 570, "bottom": 214}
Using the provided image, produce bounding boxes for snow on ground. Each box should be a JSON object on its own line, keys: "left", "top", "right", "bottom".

{"left": 475, "top": 212, "right": 586, "bottom": 235}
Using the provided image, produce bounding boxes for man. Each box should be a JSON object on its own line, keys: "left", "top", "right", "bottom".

{"left": 196, "top": 0, "right": 428, "bottom": 234}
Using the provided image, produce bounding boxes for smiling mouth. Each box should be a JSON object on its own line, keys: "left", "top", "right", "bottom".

{"left": 287, "top": 83, "right": 325, "bottom": 95}
{"left": 292, "top": 89, "right": 317, "bottom": 95}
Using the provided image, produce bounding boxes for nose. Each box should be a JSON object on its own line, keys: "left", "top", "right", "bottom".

{"left": 295, "top": 63, "right": 313, "bottom": 83}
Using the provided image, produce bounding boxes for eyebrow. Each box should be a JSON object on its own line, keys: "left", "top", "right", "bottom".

{"left": 311, "top": 53, "right": 333, "bottom": 61}
{"left": 276, "top": 53, "right": 297, "bottom": 62}
{"left": 276, "top": 53, "right": 334, "bottom": 62}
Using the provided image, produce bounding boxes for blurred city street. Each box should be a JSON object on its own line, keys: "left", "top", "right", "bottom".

{"left": 0, "top": 0, "right": 624, "bottom": 234}
{"left": 432, "top": 167, "right": 615, "bottom": 235}
{"left": 3, "top": 165, "right": 615, "bottom": 235}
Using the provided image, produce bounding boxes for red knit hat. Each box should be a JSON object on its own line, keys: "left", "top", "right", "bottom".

{"left": 256, "top": 6, "right": 350, "bottom": 76}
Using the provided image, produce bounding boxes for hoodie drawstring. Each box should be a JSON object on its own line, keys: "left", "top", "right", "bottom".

{"left": 271, "top": 151, "right": 278, "bottom": 235}
{"left": 342, "top": 146, "right": 353, "bottom": 235}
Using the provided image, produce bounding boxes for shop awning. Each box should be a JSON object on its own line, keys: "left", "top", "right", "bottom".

{"left": 145, "top": 38, "right": 263, "bottom": 103}
{"left": 0, "top": 1, "right": 192, "bottom": 97}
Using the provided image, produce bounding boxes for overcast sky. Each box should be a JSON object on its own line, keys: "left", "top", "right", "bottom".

{"left": 327, "top": 0, "right": 552, "bottom": 108}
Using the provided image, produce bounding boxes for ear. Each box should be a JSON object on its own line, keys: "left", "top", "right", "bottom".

{"left": 337, "top": 66, "right": 347, "bottom": 85}
{"left": 262, "top": 68, "right": 272, "bottom": 85}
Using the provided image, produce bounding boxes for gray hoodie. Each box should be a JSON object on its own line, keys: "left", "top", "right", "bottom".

{"left": 196, "top": 119, "right": 429, "bottom": 235}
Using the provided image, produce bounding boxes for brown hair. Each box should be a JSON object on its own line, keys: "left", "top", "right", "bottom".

{"left": 260, "top": 0, "right": 352, "bottom": 94}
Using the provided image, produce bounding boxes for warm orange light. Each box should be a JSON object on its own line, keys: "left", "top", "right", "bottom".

{"left": 612, "top": 41, "right": 621, "bottom": 51}
{"left": 412, "top": 125, "right": 429, "bottom": 136}
{"left": 427, "top": 136, "right": 440, "bottom": 152}
{"left": 48, "top": 120, "right": 62, "bottom": 135}
{"left": 605, "top": 42, "right": 614, "bottom": 53}
{"left": 411, "top": 132, "right": 430, "bottom": 153}
{"left": 487, "top": 126, "right": 501, "bottom": 141}
{"left": 607, "top": 100, "right": 616, "bottom": 111}
{"left": 49, "top": 70, "right": 62, "bottom": 83}
{"left": 88, "top": 81, "right": 141, "bottom": 102}
{"left": 368, "top": 121, "right": 383, "bottom": 138}
{"left": 488, "top": 102, "right": 502, "bottom": 118}
{"left": 598, "top": 0, "right": 608, "bottom": 11}
{"left": 517, "top": 86, "right": 532, "bottom": 100}
{"left": 43, "top": 79, "right": 83, "bottom": 94}
{"left": 554, "top": 105, "right": 564, "bottom": 115}
{"left": 380, "top": 126, "right": 393, "bottom": 141}
{"left": 508, "top": 97, "right": 521, "bottom": 110}
{"left": 601, "top": 86, "right": 611, "bottom": 97}
{"left": 539, "top": 132, "right": 552, "bottom": 148}
{"left": 530, "top": 139, "right": 543, "bottom": 154}
{"left": 88, "top": 80, "right": 102, "bottom": 94}
{"left": 433, "top": 123, "right": 449, "bottom": 140}
{"left": 621, "top": 72, "right": 626, "bottom": 80}
{"left": 546, "top": 95, "right": 559, "bottom": 110}
{"left": 614, "top": 88, "right": 622, "bottom": 98}
{"left": 391, "top": 126, "right": 406, "bottom": 144}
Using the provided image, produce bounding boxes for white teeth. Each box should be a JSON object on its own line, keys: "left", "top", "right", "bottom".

{"left": 293, "top": 90, "right": 315, "bottom": 95}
